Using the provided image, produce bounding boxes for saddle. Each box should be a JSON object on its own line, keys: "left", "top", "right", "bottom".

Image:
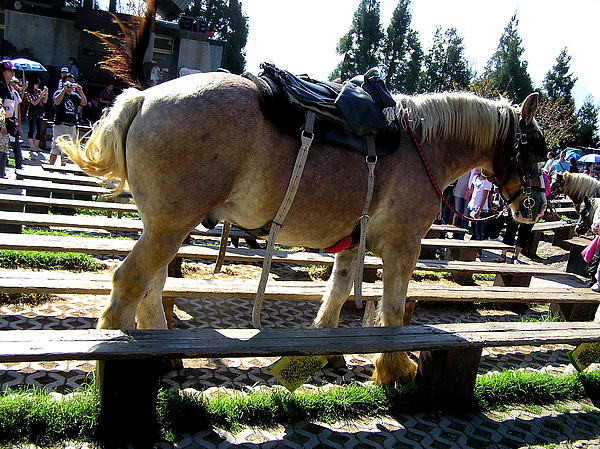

{"left": 243, "top": 63, "right": 401, "bottom": 156}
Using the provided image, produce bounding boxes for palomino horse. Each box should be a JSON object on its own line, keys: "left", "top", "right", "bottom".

{"left": 59, "top": 79, "right": 547, "bottom": 384}
{"left": 549, "top": 172, "right": 600, "bottom": 207}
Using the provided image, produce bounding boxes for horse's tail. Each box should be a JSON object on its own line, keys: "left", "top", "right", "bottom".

{"left": 58, "top": 88, "right": 145, "bottom": 194}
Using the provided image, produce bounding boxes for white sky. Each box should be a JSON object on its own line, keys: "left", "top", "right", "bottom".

{"left": 241, "top": 0, "right": 600, "bottom": 108}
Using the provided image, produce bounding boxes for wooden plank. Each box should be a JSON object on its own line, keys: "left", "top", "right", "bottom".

{"left": 1, "top": 321, "right": 599, "bottom": 362}
{"left": 0, "top": 233, "right": 566, "bottom": 279}
{"left": 15, "top": 169, "right": 103, "bottom": 187}
{"left": 0, "top": 193, "right": 138, "bottom": 213}
{"left": 0, "top": 272, "right": 594, "bottom": 304}
{"left": 41, "top": 163, "right": 85, "bottom": 175}
{"left": 0, "top": 178, "right": 113, "bottom": 196}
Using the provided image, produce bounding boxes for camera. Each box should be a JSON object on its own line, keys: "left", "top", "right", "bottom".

{"left": 65, "top": 82, "right": 79, "bottom": 89}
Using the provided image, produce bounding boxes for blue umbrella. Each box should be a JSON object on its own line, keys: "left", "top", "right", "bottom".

{"left": 10, "top": 58, "right": 46, "bottom": 72}
{"left": 578, "top": 154, "right": 600, "bottom": 164}
{"left": 565, "top": 151, "right": 581, "bottom": 161}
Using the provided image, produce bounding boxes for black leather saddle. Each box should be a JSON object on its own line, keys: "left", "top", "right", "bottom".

{"left": 243, "top": 63, "right": 401, "bottom": 156}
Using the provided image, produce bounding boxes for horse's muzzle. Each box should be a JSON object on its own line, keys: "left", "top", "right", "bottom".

{"left": 513, "top": 192, "right": 547, "bottom": 223}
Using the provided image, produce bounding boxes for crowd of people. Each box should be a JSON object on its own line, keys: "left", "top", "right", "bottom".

{"left": 440, "top": 150, "right": 596, "bottom": 265}
{"left": 0, "top": 56, "right": 118, "bottom": 170}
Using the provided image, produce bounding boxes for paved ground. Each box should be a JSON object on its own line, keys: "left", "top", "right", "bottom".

{"left": 2, "top": 144, "right": 600, "bottom": 448}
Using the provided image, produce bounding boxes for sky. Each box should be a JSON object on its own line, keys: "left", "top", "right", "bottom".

{"left": 240, "top": 0, "right": 599, "bottom": 109}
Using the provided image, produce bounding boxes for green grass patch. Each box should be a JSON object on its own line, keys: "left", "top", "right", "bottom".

{"left": 1, "top": 369, "right": 600, "bottom": 446}
{"left": 23, "top": 228, "right": 135, "bottom": 240}
{"left": 0, "top": 250, "right": 105, "bottom": 271}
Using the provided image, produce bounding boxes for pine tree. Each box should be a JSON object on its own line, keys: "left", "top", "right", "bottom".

{"left": 381, "top": 0, "right": 422, "bottom": 93}
{"left": 574, "top": 96, "right": 600, "bottom": 148}
{"left": 482, "top": 14, "right": 533, "bottom": 103}
{"left": 543, "top": 48, "right": 577, "bottom": 107}
{"left": 185, "top": 0, "right": 248, "bottom": 73}
{"left": 331, "top": 0, "right": 384, "bottom": 81}
{"left": 420, "top": 27, "right": 472, "bottom": 93}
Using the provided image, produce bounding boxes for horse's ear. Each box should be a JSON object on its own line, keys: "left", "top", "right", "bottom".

{"left": 521, "top": 92, "right": 540, "bottom": 126}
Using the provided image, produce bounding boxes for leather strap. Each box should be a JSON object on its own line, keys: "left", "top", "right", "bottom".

{"left": 213, "top": 220, "right": 231, "bottom": 274}
{"left": 353, "top": 134, "right": 377, "bottom": 309}
{"left": 252, "top": 111, "right": 316, "bottom": 328}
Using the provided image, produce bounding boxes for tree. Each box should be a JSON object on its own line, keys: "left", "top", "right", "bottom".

{"left": 331, "top": 0, "right": 384, "bottom": 81}
{"left": 381, "top": 0, "right": 422, "bottom": 93}
{"left": 482, "top": 14, "right": 533, "bottom": 103}
{"left": 185, "top": 0, "right": 249, "bottom": 73}
{"left": 543, "top": 48, "right": 577, "bottom": 108}
{"left": 539, "top": 49, "right": 578, "bottom": 148}
{"left": 574, "top": 95, "right": 600, "bottom": 148}
{"left": 420, "top": 27, "right": 472, "bottom": 93}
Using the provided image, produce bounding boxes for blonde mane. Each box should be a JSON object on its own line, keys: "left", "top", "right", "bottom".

{"left": 563, "top": 172, "right": 600, "bottom": 205}
{"left": 396, "top": 92, "right": 518, "bottom": 151}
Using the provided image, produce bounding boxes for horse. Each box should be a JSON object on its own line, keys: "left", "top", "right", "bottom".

{"left": 58, "top": 78, "right": 547, "bottom": 385}
{"left": 575, "top": 197, "right": 600, "bottom": 236}
{"left": 549, "top": 172, "right": 600, "bottom": 208}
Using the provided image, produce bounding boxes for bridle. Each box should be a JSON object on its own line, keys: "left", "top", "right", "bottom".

{"left": 482, "top": 120, "right": 547, "bottom": 221}
{"left": 404, "top": 112, "right": 546, "bottom": 223}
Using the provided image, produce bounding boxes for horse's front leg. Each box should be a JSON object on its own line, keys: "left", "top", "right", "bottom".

{"left": 371, "top": 242, "right": 420, "bottom": 385}
{"left": 311, "top": 249, "right": 357, "bottom": 329}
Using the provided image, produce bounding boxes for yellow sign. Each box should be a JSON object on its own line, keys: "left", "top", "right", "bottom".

{"left": 269, "top": 355, "right": 329, "bottom": 392}
{"left": 568, "top": 342, "right": 600, "bottom": 372}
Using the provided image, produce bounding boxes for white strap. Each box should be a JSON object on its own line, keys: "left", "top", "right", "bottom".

{"left": 252, "top": 111, "right": 316, "bottom": 329}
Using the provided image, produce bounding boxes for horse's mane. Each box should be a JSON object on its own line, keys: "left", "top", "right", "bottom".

{"left": 563, "top": 172, "right": 600, "bottom": 204}
{"left": 397, "top": 92, "right": 517, "bottom": 151}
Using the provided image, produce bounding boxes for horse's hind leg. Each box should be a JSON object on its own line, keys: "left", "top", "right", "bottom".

{"left": 135, "top": 266, "right": 169, "bottom": 329}
{"left": 98, "top": 228, "right": 187, "bottom": 330}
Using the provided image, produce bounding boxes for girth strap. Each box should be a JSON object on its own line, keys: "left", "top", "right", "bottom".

{"left": 213, "top": 220, "right": 230, "bottom": 274}
{"left": 353, "top": 135, "right": 377, "bottom": 309}
{"left": 252, "top": 111, "right": 316, "bottom": 329}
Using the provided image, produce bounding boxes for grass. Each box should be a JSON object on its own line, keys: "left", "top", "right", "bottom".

{"left": 0, "top": 250, "right": 105, "bottom": 272}
{"left": 1, "top": 369, "right": 600, "bottom": 446}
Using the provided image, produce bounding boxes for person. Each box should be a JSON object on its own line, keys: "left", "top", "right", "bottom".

{"left": 98, "top": 84, "right": 116, "bottom": 110}
{"left": 543, "top": 151, "right": 555, "bottom": 176}
{"left": 68, "top": 57, "right": 79, "bottom": 80}
{"left": 49, "top": 75, "right": 87, "bottom": 165}
{"left": 8, "top": 75, "right": 23, "bottom": 170}
{"left": 25, "top": 78, "right": 48, "bottom": 152}
{"left": 467, "top": 167, "right": 493, "bottom": 241}
{"left": 494, "top": 214, "right": 534, "bottom": 264}
{"left": 584, "top": 163, "right": 594, "bottom": 177}
{"left": 550, "top": 150, "right": 569, "bottom": 174}
{"left": 590, "top": 221, "right": 600, "bottom": 292}
{"left": 57, "top": 67, "right": 69, "bottom": 90}
{"left": 150, "top": 63, "right": 161, "bottom": 86}
{"left": 452, "top": 171, "right": 471, "bottom": 239}
{"left": 0, "top": 60, "right": 17, "bottom": 177}
{"left": 568, "top": 156, "right": 579, "bottom": 173}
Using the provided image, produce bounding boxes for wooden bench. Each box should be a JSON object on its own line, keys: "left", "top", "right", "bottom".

{"left": 41, "top": 163, "right": 85, "bottom": 176}
{"left": 0, "top": 193, "right": 138, "bottom": 214}
{"left": 524, "top": 221, "right": 576, "bottom": 257}
{"left": 0, "top": 178, "right": 116, "bottom": 198}
{"left": 0, "top": 270, "right": 594, "bottom": 322}
{"left": 2, "top": 321, "right": 599, "bottom": 443}
{"left": 563, "top": 236, "right": 593, "bottom": 277}
{"left": 15, "top": 168, "right": 103, "bottom": 187}
{"left": 0, "top": 233, "right": 565, "bottom": 287}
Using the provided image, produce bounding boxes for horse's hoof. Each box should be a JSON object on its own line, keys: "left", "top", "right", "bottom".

{"left": 325, "top": 354, "right": 347, "bottom": 368}
{"left": 372, "top": 352, "right": 417, "bottom": 385}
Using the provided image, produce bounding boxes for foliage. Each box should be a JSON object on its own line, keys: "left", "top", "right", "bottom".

{"left": 573, "top": 95, "right": 600, "bottom": 148}
{"left": 0, "top": 250, "right": 105, "bottom": 271}
{"left": 480, "top": 14, "right": 533, "bottom": 103}
{"left": 331, "top": 0, "right": 384, "bottom": 81}
{"left": 381, "top": 0, "right": 422, "bottom": 94}
{"left": 185, "top": 0, "right": 249, "bottom": 73}
{"left": 536, "top": 96, "right": 577, "bottom": 150}
{"left": 543, "top": 48, "right": 577, "bottom": 108}
{"left": 420, "top": 27, "right": 473, "bottom": 93}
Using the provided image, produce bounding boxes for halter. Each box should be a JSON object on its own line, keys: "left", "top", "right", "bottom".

{"left": 484, "top": 120, "right": 547, "bottom": 221}
{"left": 404, "top": 112, "right": 546, "bottom": 223}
